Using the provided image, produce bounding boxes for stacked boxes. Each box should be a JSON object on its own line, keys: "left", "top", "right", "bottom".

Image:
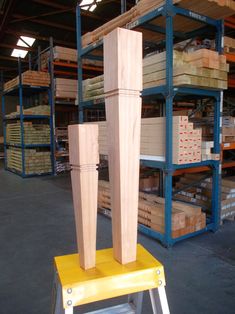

{"left": 92, "top": 116, "right": 202, "bottom": 165}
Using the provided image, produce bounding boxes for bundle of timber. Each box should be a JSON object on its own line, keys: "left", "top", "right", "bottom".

{"left": 222, "top": 116, "right": 235, "bottom": 142}
{"left": 80, "top": 49, "right": 228, "bottom": 102}
{"left": 4, "top": 71, "right": 50, "bottom": 91}
{"left": 92, "top": 116, "right": 202, "bottom": 164}
{"left": 143, "top": 49, "right": 228, "bottom": 90}
{"left": 5, "top": 105, "right": 50, "bottom": 118}
{"left": 83, "top": 75, "right": 104, "bottom": 101}
{"left": 54, "top": 78, "right": 77, "bottom": 99}
{"left": 139, "top": 171, "right": 160, "bottom": 192}
{"left": 7, "top": 147, "right": 52, "bottom": 175}
{"left": 82, "top": 0, "right": 235, "bottom": 47}
{"left": 201, "top": 141, "right": 220, "bottom": 161}
{"left": 174, "top": 173, "right": 235, "bottom": 221}
{"left": 98, "top": 180, "right": 206, "bottom": 238}
{"left": 224, "top": 36, "right": 235, "bottom": 53}
{"left": 6, "top": 122, "right": 50, "bottom": 145}
{"left": 41, "top": 45, "right": 103, "bottom": 68}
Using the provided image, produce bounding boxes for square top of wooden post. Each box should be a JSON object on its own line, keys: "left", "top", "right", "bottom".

{"left": 104, "top": 27, "right": 143, "bottom": 93}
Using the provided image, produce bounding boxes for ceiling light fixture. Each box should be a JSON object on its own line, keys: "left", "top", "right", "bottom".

{"left": 80, "top": 0, "right": 102, "bottom": 12}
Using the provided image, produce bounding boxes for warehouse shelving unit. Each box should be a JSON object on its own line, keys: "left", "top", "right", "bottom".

{"left": 1, "top": 58, "right": 55, "bottom": 178}
{"left": 76, "top": 0, "right": 223, "bottom": 246}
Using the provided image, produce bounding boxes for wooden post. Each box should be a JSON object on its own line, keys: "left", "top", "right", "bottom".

{"left": 104, "top": 28, "right": 142, "bottom": 264}
{"left": 68, "top": 124, "right": 99, "bottom": 270}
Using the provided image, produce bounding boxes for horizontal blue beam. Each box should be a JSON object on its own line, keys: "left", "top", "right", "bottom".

{"left": 173, "top": 6, "right": 218, "bottom": 27}
{"left": 81, "top": 39, "right": 103, "bottom": 57}
{"left": 138, "top": 224, "right": 165, "bottom": 243}
{"left": 173, "top": 87, "right": 220, "bottom": 98}
{"left": 172, "top": 223, "right": 215, "bottom": 244}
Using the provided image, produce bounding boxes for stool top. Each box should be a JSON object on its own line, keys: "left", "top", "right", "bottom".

{"left": 54, "top": 244, "right": 165, "bottom": 309}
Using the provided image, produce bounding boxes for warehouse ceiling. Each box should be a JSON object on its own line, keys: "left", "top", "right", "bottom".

{"left": 0, "top": 0, "right": 136, "bottom": 80}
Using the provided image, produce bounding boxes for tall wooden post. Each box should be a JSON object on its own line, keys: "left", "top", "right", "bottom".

{"left": 68, "top": 124, "right": 99, "bottom": 270}
{"left": 104, "top": 28, "right": 143, "bottom": 264}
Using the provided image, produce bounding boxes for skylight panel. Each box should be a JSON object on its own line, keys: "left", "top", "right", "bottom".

{"left": 11, "top": 49, "right": 28, "bottom": 58}
{"left": 17, "top": 36, "right": 35, "bottom": 48}
{"left": 80, "top": 0, "right": 102, "bottom": 11}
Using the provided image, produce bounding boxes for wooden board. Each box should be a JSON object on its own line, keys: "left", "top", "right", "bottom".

{"left": 104, "top": 28, "right": 142, "bottom": 264}
{"left": 68, "top": 124, "right": 99, "bottom": 270}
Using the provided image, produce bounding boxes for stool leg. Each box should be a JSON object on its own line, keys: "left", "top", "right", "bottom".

{"left": 149, "top": 287, "right": 170, "bottom": 314}
{"left": 51, "top": 273, "right": 64, "bottom": 314}
{"left": 128, "top": 291, "right": 144, "bottom": 314}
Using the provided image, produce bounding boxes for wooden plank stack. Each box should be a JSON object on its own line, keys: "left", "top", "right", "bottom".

{"left": 224, "top": 36, "right": 235, "bottom": 53}
{"left": 174, "top": 173, "right": 235, "bottom": 221}
{"left": 222, "top": 116, "right": 235, "bottom": 142}
{"left": 6, "top": 122, "right": 50, "bottom": 145}
{"left": 54, "top": 78, "right": 77, "bottom": 99}
{"left": 143, "top": 49, "right": 228, "bottom": 90}
{"left": 41, "top": 45, "right": 103, "bottom": 68}
{"left": 7, "top": 147, "right": 52, "bottom": 175}
{"left": 91, "top": 116, "right": 202, "bottom": 165}
{"left": 98, "top": 180, "right": 206, "bottom": 238}
{"left": 80, "top": 48, "right": 228, "bottom": 103}
{"left": 5, "top": 105, "right": 50, "bottom": 118}
{"left": 4, "top": 71, "right": 50, "bottom": 91}
{"left": 83, "top": 75, "right": 104, "bottom": 101}
{"left": 82, "top": 0, "right": 235, "bottom": 48}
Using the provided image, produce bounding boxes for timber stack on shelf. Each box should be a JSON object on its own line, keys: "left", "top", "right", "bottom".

{"left": 2, "top": 61, "right": 54, "bottom": 177}
{"left": 76, "top": 0, "right": 235, "bottom": 246}
{"left": 40, "top": 42, "right": 104, "bottom": 173}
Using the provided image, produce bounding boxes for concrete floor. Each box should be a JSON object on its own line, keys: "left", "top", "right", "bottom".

{"left": 0, "top": 165, "right": 235, "bottom": 314}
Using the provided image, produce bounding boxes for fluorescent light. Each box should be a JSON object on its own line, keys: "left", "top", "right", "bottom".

{"left": 89, "top": 4, "right": 97, "bottom": 11}
{"left": 11, "top": 49, "right": 28, "bottom": 58}
{"left": 80, "top": 0, "right": 94, "bottom": 6}
{"left": 80, "top": 0, "right": 102, "bottom": 11}
{"left": 17, "top": 36, "right": 35, "bottom": 48}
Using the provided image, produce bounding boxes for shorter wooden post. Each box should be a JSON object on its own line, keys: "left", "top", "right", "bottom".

{"left": 68, "top": 124, "right": 99, "bottom": 270}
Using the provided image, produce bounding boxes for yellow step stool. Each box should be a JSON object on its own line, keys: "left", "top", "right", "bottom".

{"left": 52, "top": 244, "right": 170, "bottom": 314}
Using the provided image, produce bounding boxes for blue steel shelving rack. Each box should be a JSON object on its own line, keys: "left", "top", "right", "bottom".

{"left": 1, "top": 58, "right": 55, "bottom": 178}
{"left": 76, "top": 0, "right": 223, "bottom": 247}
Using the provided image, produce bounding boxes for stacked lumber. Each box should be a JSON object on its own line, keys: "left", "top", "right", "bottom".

{"left": 201, "top": 141, "right": 219, "bottom": 161}
{"left": 98, "top": 180, "right": 206, "bottom": 238}
{"left": 7, "top": 147, "right": 52, "bottom": 175}
{"left": 54, "top": 78, "right": 77, "bottom": 99}
{"left": 222, "top": 116, "right": 235, "bottom": 142}
{"left": 6, "top": 122, "right": 50, "bottom": 145}
{"left": 92, "top": 116, "right": 202, "bottom": 164}
{"left": 139, "top": 171, "right": 160, "bottom": 192}
{"left": 174, "top": 173, "right": 235, "bottom": 221}
{"left": 41, "top": 45, "right": 103, "bottom": 68}
{"left": 5, "top": 105, "right": 50, "bottom": 118}
{"left": 143, "top": 49, "right": 228, "bottom": 90}
{"left": 4, "top": 71, "right": 50, "bottom": 91}
{"left": 82, "top": 0, "right": 235, "bottom": 47}
{"left": 80, "top": 48, "right": 228, "bottom": 103}
{"left": 224, "top": 36, "right": 235, "bottom": 53}
{"left": 83, "top": 75, "right": 104, "bottom": 101}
